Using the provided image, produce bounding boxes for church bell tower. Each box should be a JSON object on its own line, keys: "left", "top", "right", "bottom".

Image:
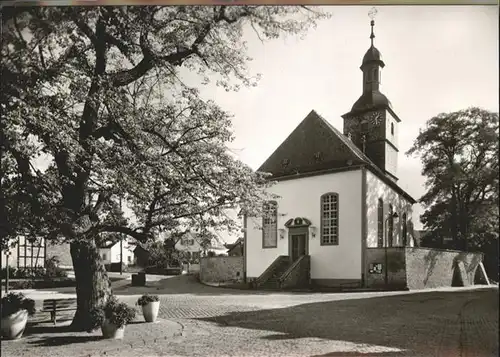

{"left": 342, "top": 9, "right": 400, "bottom": 182}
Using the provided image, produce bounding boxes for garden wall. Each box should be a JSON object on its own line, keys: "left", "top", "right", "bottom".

{"left": 365, "top": 248, "right": 407, "bottom": 288}
{"left": 405, "top": 248, "right": 483, "bottom": 289}
{"left": 199, "top": 256, "right": 244, "bottom": 284}
{"left": 365, "top": 247, "right": 485, "bottom": 290}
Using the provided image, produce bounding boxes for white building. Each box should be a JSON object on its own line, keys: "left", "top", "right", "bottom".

{"left": 98, "top": 239, "right": 136, "bottom": 266}
{"left": 175, "top": 233, "right": 228, "bottom": 259}
{"left": 244, "top": 19, "right": 417, "bottom": 289}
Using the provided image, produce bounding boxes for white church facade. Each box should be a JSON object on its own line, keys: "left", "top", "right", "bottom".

{"left": 243, "top": 18, "right": 419, "bottom": 289}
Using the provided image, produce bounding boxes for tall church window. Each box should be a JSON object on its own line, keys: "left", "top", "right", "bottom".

{"left": 388, "top": 204, "right": 394, "bottom": 247}
{"left": 391, "top": 122, "right": 395, "bottom": 135}
{"left": 377, "top": 199, "right": 384, "bottom": 247}
{"left": 321, "top": 193, "right": 339, "bottom": 245}
{"left": 262, "top": 201, "right": 278, "bottom": 248}
{"left": 402, "top": 213, "right": 408, "bottom": 246}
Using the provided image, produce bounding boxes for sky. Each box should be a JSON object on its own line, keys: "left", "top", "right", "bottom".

{"left": 186, "top": 5, "right": 498, "bottom": 236}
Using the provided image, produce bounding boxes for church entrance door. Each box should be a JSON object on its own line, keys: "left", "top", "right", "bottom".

{"left": 290, "top": 233, "right": 307, "bottom": 262}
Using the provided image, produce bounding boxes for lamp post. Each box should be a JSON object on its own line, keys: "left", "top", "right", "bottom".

{"left": 384, "top": 212, "right": 399, "bottom": 286}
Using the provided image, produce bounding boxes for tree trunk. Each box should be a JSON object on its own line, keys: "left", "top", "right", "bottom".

{"left": 69, "top": 240, "right": 112, "bottom": 331}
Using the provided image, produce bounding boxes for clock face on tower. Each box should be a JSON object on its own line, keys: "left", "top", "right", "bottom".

{"left": 367, "top": 111, "right": 382, "bottom": 125}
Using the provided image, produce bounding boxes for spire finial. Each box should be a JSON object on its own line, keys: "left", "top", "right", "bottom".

{"left": 368, "top": 7, "right": 378, "bottom": 47}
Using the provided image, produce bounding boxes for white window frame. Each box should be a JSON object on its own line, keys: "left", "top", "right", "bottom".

{"left": 321, "top": 193, "right": 339, "bottom": 246}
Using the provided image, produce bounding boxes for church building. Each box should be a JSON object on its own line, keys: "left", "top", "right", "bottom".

{"left": 243, "top": 17, "right": 419, "bottom": 290}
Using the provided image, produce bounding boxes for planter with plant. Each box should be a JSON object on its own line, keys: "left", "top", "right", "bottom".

{"left": 136, "top": 294, "right": 160, "bottom": 323}
{"left": 1, "top": 292, "right": 36, "bottom": 340}
{"left": 88, "top": 296, "right": 136, "bottom": 339}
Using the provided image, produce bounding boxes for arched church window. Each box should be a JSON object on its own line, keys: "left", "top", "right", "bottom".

{"left": 391, "top": 122, "right": 395, "bottom": 135}
{"left": 388, "top": 204, "right": 394, "bottom": 247}
{"left": 321, "top": 193, "right": 339, "bottom": 246}
{"left": 402, "top": 213, "right": 408, "bottom": 246}
{"left": 262, "top": 201, "right": 278, "bottom": 248}
{"left": 377, "top": 198, "right": 384, "bottom": 247}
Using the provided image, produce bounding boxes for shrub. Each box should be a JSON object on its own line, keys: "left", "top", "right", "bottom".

{"left": 0, "top": 266, "right": 16, "bottom": 279}
{"left": 136, "top": 294, "right": 159, "bottom": 306}
{"left": 10, "top": 280, "right": 35, "bottom": 289}
{"left": 45, "top": 256, "right": 68, "bottom": 278}
{"left": 1, "top": 293, "right": 36, "bottom": 318}
{"left": 88, "top": 296, "right": 136, "bottom": 332}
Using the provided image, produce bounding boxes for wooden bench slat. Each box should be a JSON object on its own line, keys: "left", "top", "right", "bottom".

{"left": 42, "top": 301, "right": 77, "bottom": 306}
{"left": 39, "top": 298, "right": 77, "bottom": 325}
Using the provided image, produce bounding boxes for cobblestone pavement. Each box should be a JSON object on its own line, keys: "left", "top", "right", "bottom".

{"left": 2, "top": 277, "right": 498, "bottom": 357}
{"left": 113, "top": 282, "right": 498, "bottom": 357}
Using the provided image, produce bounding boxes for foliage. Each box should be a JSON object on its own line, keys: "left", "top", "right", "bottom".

{"left": 15, "top": 267, "right": 46, "bottom": 279}
{"left": 1, "top": 5, "right": 326, "bottom": 328}
{"left": 136, "top": 294, "right": 159, "bottom": 306}
{"left": 0, "top": 266, "right": 17, "bottom": 279}
{"left": 88, "top": 296, "right": 136, "bottom": 331}
{"left": 1, "top": 293, "right": 36, "bottom": 317}
{"left": 8, "top": 280, "right": 35, "bottom": 290}
{"left": 0, "top": 261, "right": 66, "bottom": 279}
{"left": 1, "top": 5, "right": 326, "bottom": 247}
{"left": 407, "top": 107, "right": 499, "bottom": 251}
{"left": 45, "top": 256, "right": 68, "bottom": 278}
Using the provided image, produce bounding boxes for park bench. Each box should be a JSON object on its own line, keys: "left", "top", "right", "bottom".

{"left": 42, "top": 298, "right": 77, "bottom": 325}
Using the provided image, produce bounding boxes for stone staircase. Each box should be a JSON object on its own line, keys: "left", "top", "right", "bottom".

{"left": 259, "top": 258, "right": 292, "bottom": 290}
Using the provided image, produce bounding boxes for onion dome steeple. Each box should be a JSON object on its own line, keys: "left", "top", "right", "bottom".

{"left": 351, "top": 8, "right": 391, "bottom": 113}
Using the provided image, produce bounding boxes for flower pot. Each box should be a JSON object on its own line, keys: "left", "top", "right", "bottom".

{"left": 1, "top": 309, "right": 29, "bottom": 340}
{"left": 101, "top": 319, "right": 125, "bottom": 339}
{"left": 141, "top": 301, "right": 160, "bottom": 323}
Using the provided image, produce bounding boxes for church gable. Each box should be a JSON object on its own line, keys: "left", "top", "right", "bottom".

{"left": 258, "top": 110, "right": 368, "bottom": 179}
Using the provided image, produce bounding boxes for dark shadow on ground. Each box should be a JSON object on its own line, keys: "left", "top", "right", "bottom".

{"left": 27, "top": 335, "right": 102, "bottom": 347}
{"left": 30, "top": 275, "right": 410, "bottom": 297}
{"left": 24, "top": 324, "right": 74, "bottom": 335}
{"left": 196, "top": 288, "right": 498, "bottom": 356}
{"left": 109, "top": 275, "right": 319, "bottom": 296}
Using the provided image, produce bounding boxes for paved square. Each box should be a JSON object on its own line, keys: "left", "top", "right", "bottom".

{"left": 2, "top": 277, "right": 497, "bottom": 357}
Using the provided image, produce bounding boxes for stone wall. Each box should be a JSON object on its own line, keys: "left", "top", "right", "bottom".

{"left": 365, "top": 248, "right": 407, "bottom": 288}
{"left": 405, "top": 248, "right": 483, "bottom": 290}
{"left": 199, "top": 256, "right": 244, "bottom": 284}
{"left": 365, "top": 247, "right": 484, "bottom": 290}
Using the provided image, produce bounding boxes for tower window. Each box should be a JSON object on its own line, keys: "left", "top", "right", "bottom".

{"left": 360, "top": 121, "right": 368, "bottom": 133}
{"left": 390, "top": 122, "right": 394, "bottom": 135}
{"left": 371, "top": 68, "right": 378, "bottom": 83}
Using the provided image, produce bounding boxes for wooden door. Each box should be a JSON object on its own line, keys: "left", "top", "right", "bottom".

{"left": 291, "top": 234, "right": 307, "bottom": 261}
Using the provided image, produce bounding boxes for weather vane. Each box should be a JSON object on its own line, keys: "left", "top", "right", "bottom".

{"left": 368, "top": 7, "right": 378, "bottom": 46}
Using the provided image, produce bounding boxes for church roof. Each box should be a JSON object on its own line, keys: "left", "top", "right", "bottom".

{"left": 351, "top": 90, "right": 392, "bottom": 113}
{"left": 257, "top": 110, "right": 416, "bottom": 204}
